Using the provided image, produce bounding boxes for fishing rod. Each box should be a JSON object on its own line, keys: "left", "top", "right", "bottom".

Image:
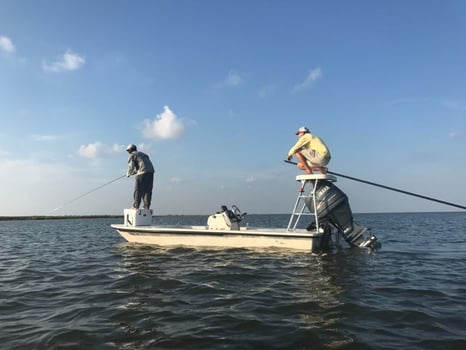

{"left": 284, "top": 160, "right": 466, "bottom": 210}
{"left": 51, "top": 174, "right": 126, "bottom": 212}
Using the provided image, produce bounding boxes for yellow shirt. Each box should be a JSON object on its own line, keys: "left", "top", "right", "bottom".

{"left": 287, "top": 133, "right": 330, "bottom": 158}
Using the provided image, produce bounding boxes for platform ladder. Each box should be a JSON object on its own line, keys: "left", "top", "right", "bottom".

{"left": 286, "top": 174, "right": 337, "bottom": 232}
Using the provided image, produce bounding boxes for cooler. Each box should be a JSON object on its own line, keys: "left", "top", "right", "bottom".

{"left": 124, "top": 208, "right": 153, "bottom": 226}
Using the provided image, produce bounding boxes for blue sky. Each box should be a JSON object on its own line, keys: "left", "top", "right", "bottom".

{"left": 1, "top": 0, "right": 466, "bottom": 216}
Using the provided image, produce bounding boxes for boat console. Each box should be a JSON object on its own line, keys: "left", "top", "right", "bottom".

{"left": 207, "top": 205, "right": 246, "bottom": 230}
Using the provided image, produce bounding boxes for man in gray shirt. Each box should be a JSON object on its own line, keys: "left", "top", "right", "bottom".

{"left": 126, "top": 144, "right": 155, "bottom": 210}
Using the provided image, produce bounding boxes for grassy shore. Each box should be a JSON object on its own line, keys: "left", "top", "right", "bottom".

{"left": 0, "top": 215, "right": 122, "bottom": 221}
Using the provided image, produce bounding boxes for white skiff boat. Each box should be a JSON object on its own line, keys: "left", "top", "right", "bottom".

{"left": 111, "top": 174, "right": 379, "bottom": 251}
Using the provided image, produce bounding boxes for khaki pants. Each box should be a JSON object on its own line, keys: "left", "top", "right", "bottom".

{"left": 301, "top": 148, "right": 330, "bottom": 167}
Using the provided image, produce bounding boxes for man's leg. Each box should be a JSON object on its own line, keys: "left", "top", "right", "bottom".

{"left": 296, "top": 150, "right": 329, "bottom": 174}
{"left": 133, "top": 175, "right": 143, "bottom": 208}
{"left": 295, "top": 151, "right": 314, "bottom": 174}
{"left": 142, "top": 173, "right": 154, "bottom": 209}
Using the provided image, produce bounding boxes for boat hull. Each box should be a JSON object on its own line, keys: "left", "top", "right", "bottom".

{"left": 111, "top": 224, "right": 323, "bottom": 251}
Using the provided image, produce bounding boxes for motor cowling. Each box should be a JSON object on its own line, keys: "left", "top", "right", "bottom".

{"left": 305, "top": 181, "right": 371, "bottom": 246}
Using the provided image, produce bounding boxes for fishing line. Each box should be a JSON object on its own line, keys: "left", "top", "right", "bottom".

{"left": 284, "top": 160, "right": 466, "bottom": 210}
{"left": 50, "top": 174, "right": 126, "bottom": 212}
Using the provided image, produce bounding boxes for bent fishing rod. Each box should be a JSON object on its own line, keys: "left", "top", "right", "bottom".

{"left": 284, "top": 160, "right": 466, "bottom": 211}
{"left": 50, "top": 174, "right": 126, "bottom": 212}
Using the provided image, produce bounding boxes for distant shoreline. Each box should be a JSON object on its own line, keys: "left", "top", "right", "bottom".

{"left": 0, "top": 215, "right": 122, "bottom": 221}
{"left": 0, "top": 211, "right": 461, "bottom": 222}
{"left": 0, "top": 214, "right": 212, "bottom": 221}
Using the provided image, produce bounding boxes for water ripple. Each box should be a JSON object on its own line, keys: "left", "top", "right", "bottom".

{"left": 1, "top": 214, "right": 466, "bottom": 349}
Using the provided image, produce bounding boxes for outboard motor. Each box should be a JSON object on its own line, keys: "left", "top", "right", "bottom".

{"left": 305, "top": 181, "right": 377, "bottom": 247}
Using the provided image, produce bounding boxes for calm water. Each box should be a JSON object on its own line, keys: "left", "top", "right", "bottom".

{"left": 1, "top": 212, "right": 466, "bottom": 349}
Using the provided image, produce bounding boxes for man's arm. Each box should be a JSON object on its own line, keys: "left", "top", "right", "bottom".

{"left": 126, "top": 155, "right": 137, "bottom": 177}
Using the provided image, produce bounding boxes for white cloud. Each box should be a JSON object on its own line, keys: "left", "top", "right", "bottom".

{"left": 42, "top": 49, "right": 85, "bottom": 72}
{"left": 78, "top": 142, "right": 103, "bottom": 159}
{"left": 31, "top": 134, "right": 60, "bottom": 142}
{"left": 0, "top": 159, "right": 71, "bottom": 215}
{"left": 142, "top": 106, "right": 185, "bottom": 139}
{"left": 0, "top": 35, "right": 15, "bottom": 53}
{"left": 112, "top": 143, "right": 125, "bottom": 153}
{"left": 225, "top": 70, "right": 242, "bottom": 86}
{"left": 216, "top": 70, "right": 243, "bottom": 88}
{"left": 257, "top": 84, "right": 275, "bottom": 98}
{"left": 448, "top": 131, "right": 463, "bottom": 139}
{"left": 291, "top": 67, "right": 322, "bottom": 93}
{"left": 0, "top": 158, "right": 131, "bottom": 216}
{"left": 442, "top": 100, "right": 466, "bottom": 113}
{"left": 245, "top": 176, "right": 256, "bottom": 183}
{"left": 78, "top": 142, "right": 124, "bottom": 159}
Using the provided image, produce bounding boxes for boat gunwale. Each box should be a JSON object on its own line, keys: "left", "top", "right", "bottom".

{"left": 110, "top": 224, "right": 322, "bottom": 238}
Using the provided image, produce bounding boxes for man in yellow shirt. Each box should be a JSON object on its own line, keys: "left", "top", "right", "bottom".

{"left": 287, "top": 126, "right": 331, "bottom": 174}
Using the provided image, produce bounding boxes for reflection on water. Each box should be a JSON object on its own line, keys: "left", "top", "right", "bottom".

{"left": 115, "top": 243, "right": 362, "bottom": 348}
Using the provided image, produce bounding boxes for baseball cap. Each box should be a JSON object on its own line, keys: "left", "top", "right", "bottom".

{"left": 126, "top": 144, "right": 137, "bottom": 152}
{"left": 295, "top": 126, "right": 309, "bottom": 135}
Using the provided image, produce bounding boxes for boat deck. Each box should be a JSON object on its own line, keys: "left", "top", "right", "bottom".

{"left": 111, "top": 224, "right": 320, "bottom": 237}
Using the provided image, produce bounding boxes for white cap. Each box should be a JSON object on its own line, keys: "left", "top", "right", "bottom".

{"left": 126, "top": 144, "right": 137, "bottom": 152}
{"left": 295, "top": 126, "right": 309, "bottom": 135}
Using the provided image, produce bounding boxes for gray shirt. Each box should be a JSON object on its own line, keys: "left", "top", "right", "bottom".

{"left": 127, "top": 151, "right": 154, "bottom": 176}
